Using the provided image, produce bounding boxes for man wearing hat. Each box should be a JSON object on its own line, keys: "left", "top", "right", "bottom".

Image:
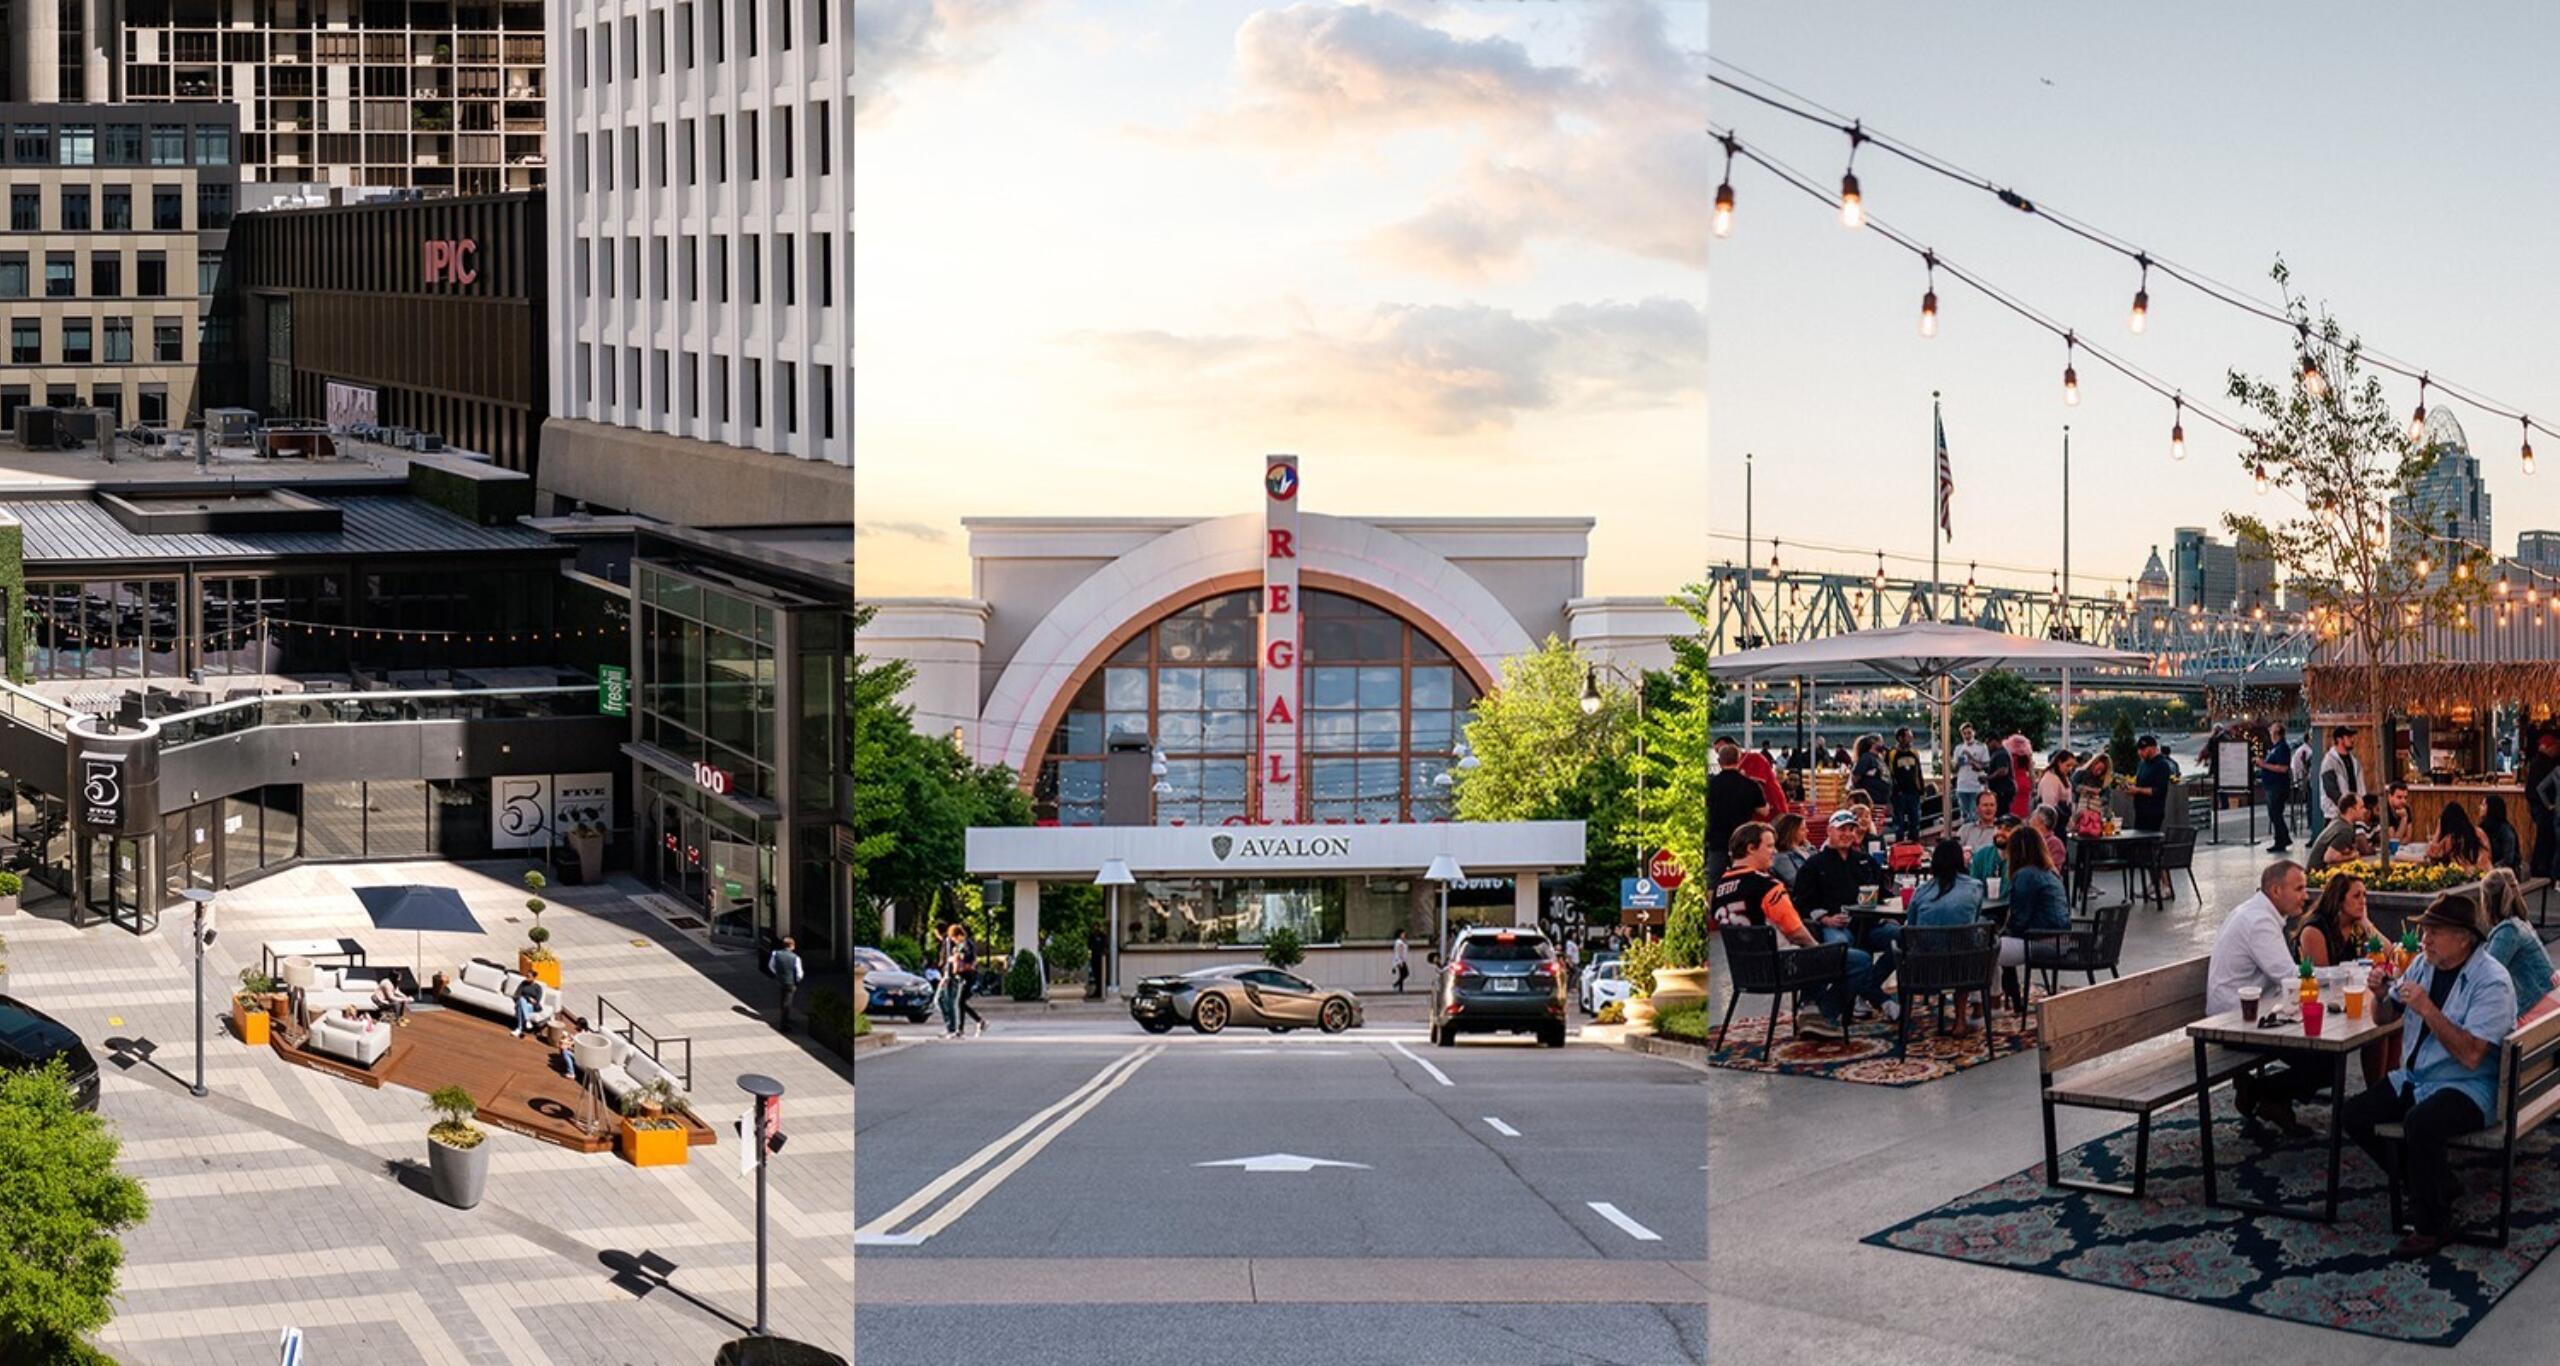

{"left": 2341, "top": 891, "right": 2518, "bottom": 1257}
{"left": 2127, "top": 734, "right": 2181, "bottom": 901}
{"left": 1789, "top": 810, "right": 1901, "bottom": 1028}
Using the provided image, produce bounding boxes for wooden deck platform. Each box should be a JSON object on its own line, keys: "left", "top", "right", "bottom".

{"left": 270, "top": 1006, "right": 717, "bottom": 1155}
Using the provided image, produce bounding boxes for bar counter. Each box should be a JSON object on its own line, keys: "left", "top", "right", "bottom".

{"left": 2402, "top": 781, "right": 2535, "bottom": 867}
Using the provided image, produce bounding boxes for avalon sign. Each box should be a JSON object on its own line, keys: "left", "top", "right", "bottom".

{"left": 1210, "top": 833, "right": 1353, "bottom": 863}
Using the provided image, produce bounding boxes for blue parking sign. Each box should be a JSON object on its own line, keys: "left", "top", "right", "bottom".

{"left": 1620, "top": 877, "right": 1668, "bottom": 911}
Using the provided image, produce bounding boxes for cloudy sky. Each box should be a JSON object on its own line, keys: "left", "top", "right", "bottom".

{"left": 1710, "top": 2, "right": 2560, "bottom": 603}
{"left": 854, "top": 0, "right": 1710, "bottom": 598}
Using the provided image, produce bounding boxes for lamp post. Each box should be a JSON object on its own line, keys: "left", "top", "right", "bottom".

{"left": 1094, "top": 859, "right": 1134, "bottom": 998}
{"left": 180, "top": 888, "right": 215, "bottom": 1098}
{"left": 1582, "top": 663, "right": 1649, "bottom": 824}
{"left": 736, "top": 1072, "right": 784, "bottom": 1337}
{"left": 1425, "top": 854, "right": 1464, "bottom": 963}
{"left": 1742, "top": 450, "right": 1754, "bottom": 747}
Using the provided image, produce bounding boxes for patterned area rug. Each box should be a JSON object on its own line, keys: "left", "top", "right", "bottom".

{"left": 1702, "top": 989, "right": 2046, "bottom": 1085}
{"left": 1866, "top": 1103, "right": 2560, "bottom": 1346}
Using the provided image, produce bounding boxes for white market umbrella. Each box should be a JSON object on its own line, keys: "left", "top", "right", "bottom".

{"left": 1710, "top": 622, "right": 2148, "bottom": 827}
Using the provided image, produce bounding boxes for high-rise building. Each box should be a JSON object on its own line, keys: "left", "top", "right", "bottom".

{"left": 11, "top": 0, "right": 550, "bottom": 194}
{"left": 538, "top": 0, "right": 850, "bottom": 525}
{"left": 2234, "top": 526, "right": 2276, "bottom": 612}
{"left": 0, "top": 102, "right": 237, "bottom": 431}
{"left": 2395, "top": 407, "right": 2491, "bottom": 583}
{"left": 2516, "top": 530, "right": 2560, "bottom": 577}
{"left": 2171, "top": 526, "right": 2239, "bottom": 611}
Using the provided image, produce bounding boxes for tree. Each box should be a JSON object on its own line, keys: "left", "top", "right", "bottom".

{"left": 1633, "top": 591, "right": 1714, "bottom": 925}
{"left": 1262, "top": 927, "right": 1306, "bottom": 971}
{"left": 1951, "top": 669, "right": 2056, "bottom": 749}
{"left": 2108, "top": 712, "right": 2139, "bottom": 780}
{"left": 2223, "top": 260, "right": 2490, "bottom": 739}
{"left": 1453, "top": 636, "right": 1644, "bottom": 919}
{"left": 0, "top": 1062, "right": 147, "bottom": 1364}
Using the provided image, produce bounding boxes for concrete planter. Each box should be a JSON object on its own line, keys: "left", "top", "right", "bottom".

{"left": 568, "top": 829, "right": 605, "bottom": 885}
{"left": 1649, "top": 966, "right": 1709, "bottom": 1018}
{"left": 1624, "top": 996, "right": 1660, "bottom": 1030}
{"left": 0, "top": 891, "right": 17, "bottom": 916}
{"left": 428, "top": 1133, "right": 490, "bottom": 1209}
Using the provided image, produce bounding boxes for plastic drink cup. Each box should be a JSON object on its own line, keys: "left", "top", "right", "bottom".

{"left": 2302, "top": 999, "right": 2325, "bottom": 1036}
{"left": 1899, "top": 885, "right": 1914, "bottom": 907}
{"left": 2239, "top": 986, "right": 2262, "bottom": 1022}
{"left": 2345, "top": 982, "right": 2367, "bottom": 1020}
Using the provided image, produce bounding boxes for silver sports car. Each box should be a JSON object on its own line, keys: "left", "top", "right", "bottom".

{"left": 1127, "top": 965, "right": 1365, "bottom": 1035}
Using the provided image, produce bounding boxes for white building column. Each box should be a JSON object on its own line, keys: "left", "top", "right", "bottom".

{"left": 1012, "top": 879, "right": 1043, "bottom": 994}
{"left": 1513, "top": 871, "right": 1541, "bottom": 929}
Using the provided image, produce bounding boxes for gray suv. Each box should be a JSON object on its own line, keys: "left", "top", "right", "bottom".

{"left": 1430, "top": 928, "right": 1567, "bottom": 1048}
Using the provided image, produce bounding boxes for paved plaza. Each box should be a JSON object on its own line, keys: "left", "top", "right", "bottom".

{"left": 1707, "top": 808, "right": 2560, "bottom": 1363}
{"left": 5, "top": 859, "right": 851, "bottom": 1366}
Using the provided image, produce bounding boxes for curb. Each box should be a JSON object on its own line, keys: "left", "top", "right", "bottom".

{"left": 852, "top": 1027, "right": 897, "bottom": 1055}
{"left": 1608, "top": 1029, "right": 1713, "bottom": 1074}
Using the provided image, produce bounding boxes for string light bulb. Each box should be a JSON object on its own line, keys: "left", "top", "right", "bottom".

{"left": 2062, "top": 333, "right": 2079, "bottom": 406}
{"left": 2253, "top": 463, "right": 2269, "bottom": 496}
{"left": 2129, "top": 256, "right": 2150, "bottom": 333}
{"left": 2523, "top": 416, "right": 2536, "bottom": 476}
{"left": 2297, "top": 323, "right": 2327, "bottom": 399}
{"left": 1713, "top": 135, "right": 1736, "bottom": 238}
{"left": 2169, "top": 396, "right": 2185, "bottom": 460}
{"left": 1839, "top": 123, "right": 1865, "bottom": 229}
{"left": 2409, "top": 376, "right": 2429, "bottom": 446}
{"left": 1918, "top": 253, "right": 1937, "bottom": 337}
{"left": 1873, "top": 551, "right": 1886, "bottom": 590}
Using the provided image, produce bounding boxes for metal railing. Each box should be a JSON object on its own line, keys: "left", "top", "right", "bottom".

{"left": 0, "top": 679, "right": 88, "bottom": 738}
{"left": 594, "top": 994, "right": 694, "bottom": 1091}
{"left": 155, "top": 684, "right": 599, "bottom": 749}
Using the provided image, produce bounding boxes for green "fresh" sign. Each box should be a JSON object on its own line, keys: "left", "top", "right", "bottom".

{"left": 598, "top": 663, "right": 630, "bottom": 717}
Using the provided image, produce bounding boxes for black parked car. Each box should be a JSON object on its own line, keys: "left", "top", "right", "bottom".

{"left": 1430, "top": 928, "right": 1567, "bottom": 1048}
{"left": 0, "top": 995, "right": 100, "bottom": 1111}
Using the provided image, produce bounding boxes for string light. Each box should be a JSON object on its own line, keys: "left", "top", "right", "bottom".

{"left": 2169, "top": 396, "right": 2185, "bottom": 460}
{"left": 1713, "top": 134, "right": 1736, "bottom": 238}
{"left": 2128, "top": 254, "right": 2149, "bottom": 334}
{"left": 1838, "top": 122, "right": 1865, "bottom": 229}
{"left": 2253, "top": 461, "right": 2269, "bottom": 496}
{"left": 2296, "top": 322, "right": 2327, "bottom": 399}
{"left": 1918, "top": 252, "right": 1937, "bottom": 337}
{"left": 2061, "top": 332, "right": 2079, "bottom": 406}
{"left": 2525, "top": 416, "right": 2537, "bottom": 476}
{"left": 2410, "top": 376, "right": 2430, "bottom": 446}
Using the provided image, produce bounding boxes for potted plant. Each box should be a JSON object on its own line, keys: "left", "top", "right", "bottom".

{"left": 232, "top": 968, "right": 277, "bottom": 1046}
{"left": 1647, "top": 894, "right": 1711, "bottom": 1017}
{"left": 1261, "top": 926, "right": 1305, "bottom": 972}
{"left": 425, "top": 1085, "right": 488, "bottom": 1207}
{"left": 617, "top": 1084, "right": 690, "bottom": 1167}
{"left": 566, "top": 808, "right": 606, "bottom": 885}
{"left": 0, "top": 869, "right": 21, "bottom": 916}
{"left": 519, "top": 870, "right": 559, "bottom": 988}
{"left": 1619, "top": 939, "right": 1665, "bottom": 1030}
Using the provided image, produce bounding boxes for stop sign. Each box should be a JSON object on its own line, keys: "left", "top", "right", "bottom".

{"left": 1646, "top": 849, "right": 1684, "bottom": 889}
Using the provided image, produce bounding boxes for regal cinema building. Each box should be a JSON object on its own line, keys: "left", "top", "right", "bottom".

{"left": 859, "top": 458, "right": 1688, "bottom": 990}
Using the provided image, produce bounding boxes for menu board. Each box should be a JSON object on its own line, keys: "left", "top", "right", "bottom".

{"left": 2216, "top": 740, "right": 2254, "bottom": 791}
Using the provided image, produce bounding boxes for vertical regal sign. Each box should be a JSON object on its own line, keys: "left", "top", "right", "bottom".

{"left": 1258, "top": 455, "right": 1301, "bottom": 823}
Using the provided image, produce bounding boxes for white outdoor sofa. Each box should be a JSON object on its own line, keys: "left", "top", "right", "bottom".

{"left": 442, "top": 959, "right": 561, "bottom": 1027}
{"left": 306, "top": 1011, "right": 392, "bottom": 1067}
{"left": 590, "top": 1034, "right": 687, "bottom": 1111}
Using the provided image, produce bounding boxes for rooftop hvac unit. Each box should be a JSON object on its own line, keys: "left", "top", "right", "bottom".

{"left": 414, "top": 432, "right": 444, "bottom": 452}
{"left": 205, "top": 408, "right": 259, "bottom": 443}
{"left": 13, "top": 406, "right": 59, "bottom": 449}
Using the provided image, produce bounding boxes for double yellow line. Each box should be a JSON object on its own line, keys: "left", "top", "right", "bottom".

{"left": 854, "top": 1045, "right": 1163, "bottom": 1246}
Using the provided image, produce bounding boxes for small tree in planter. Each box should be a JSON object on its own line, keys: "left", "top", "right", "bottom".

{"left": 1005, "top": 948, "right": 1043, "bottom": 1002}
{"left": 1261, "top": 927, "right": 1306, "bottom": 972}
{"left": 424, "top": 1085, "right": 488, "bottom": 1208}
{"left": 0, "top": 869, "right": 21, "bottom": 916}
{"left": 230, "top": 968, "right": 278, "bottom": 1045}
{"left": 519, "top": 870, "right": 559, "bottom": 988}
{"left": 616, "top": 1081, "right": 691, "bottom": 1166}
{"left": 1647, "top": 892, "right": 1712, "bottom": 1017}
{"left": 1618, "top": 938, "right": 1666, "bottom": 1029}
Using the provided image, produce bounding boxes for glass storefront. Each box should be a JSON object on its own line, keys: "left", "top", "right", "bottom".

{"left": 1125, "top": 874, "right": 1438, "bottom": 948}
{"left": 641, "top": 767, "right": 774, "bottom": 947}
{"left": 1035, "top": 589, "right": 1479, "bottom": 826}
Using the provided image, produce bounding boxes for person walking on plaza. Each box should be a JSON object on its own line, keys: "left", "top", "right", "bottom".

{"left": 1086, "top": 924, "right": 1108, "bottom": 1001}
{"left": 2259, "top": 723, "right": 2297, "bottom": 854}
{"left": 768, "top": 936, "right": 806, "bottom": 1033}
{"left": 1392, "top": 929, "right": 1411, "bottom": 993}
{"left": 947, "top": 927, "right": 988, "bottom": 1038}
{"left": 1951, "top": 724, "right": 1991, "bottom": 815}
{"left": 2341, "top": 892, "right": 2517, "bottom": 1258}
{"left": 1887, "top": 728, "right": 1925, "bottom": 843}
{"left": 2320, "top": 726, "right": 2367, "bottom": 825}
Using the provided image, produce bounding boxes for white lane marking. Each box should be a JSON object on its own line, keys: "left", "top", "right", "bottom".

{"left": 850, "top": 1232, "right": 925, "bottom": 1247}
{"left": 900, "top": 1046, "right": 1162, "bottom": 1241}
{"left": 1588, "top": 1202, "right": 1662, "bottom": 1242}
{"left": 854, "top": 1047, "right": 1153, "bottom": 1239}
{"left": 1194, "top": 1153, "right": 1371, "bottom": 1172}
{"left": 1215, "top": 1047, "right": 1355, "bottom": 1056}
{"left": 1390, "top": 1039, "right": 1455, "bottom": 1087}
{"left": 1482, "top": 1117, "right": 1520, "bottom": 1137}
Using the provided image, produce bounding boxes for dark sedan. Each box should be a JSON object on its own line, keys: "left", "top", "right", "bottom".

{"left": 1430, "top": 928, "right": 1567, "bottom": 1048}
{"left": 1128, "top": 965, "right": 1364, "bottom": 1036}
{"left": 0, "top": 995, "right": 100, "bottom": 1111}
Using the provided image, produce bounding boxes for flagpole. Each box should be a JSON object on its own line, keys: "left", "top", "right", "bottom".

{"left": 1931, "top": 391, "right": 1942, "bottom": 621}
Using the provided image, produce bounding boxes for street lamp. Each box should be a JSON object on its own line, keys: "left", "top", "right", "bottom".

{"left": 1425, "top": 853, "right": 1465, "bottom": 963}
{"left": 180, "top": 888, "right": 216, "bottom": 1098}
{"left": 736, "top": 1072, "right": 785, "bottom": 1337}
{"left": 1431, "top": 740, "right": 1481, "bottom": 789}
{"left": 1149, "top": 747, "right": 1171, "bottom": 797}
{"left": 1584, "top": 663, "right": 1649, "bottom": 822}
{"left": 1095, "top": 858, "right": 1134, "bottom": 997}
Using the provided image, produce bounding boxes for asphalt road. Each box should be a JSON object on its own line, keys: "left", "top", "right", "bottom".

{"left": 853, "top": 1014, "right": 1705, "bottom": 1365}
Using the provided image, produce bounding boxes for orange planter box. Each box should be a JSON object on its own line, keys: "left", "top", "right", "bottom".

{"left": 233, "top": 1001, "right": 270, "bottom": 1046}
{"left": 520, "top": 955, "right": 561, "bottom": 989}
{"left": 619, "top": 1118, "right": 689, "bottom": 1167}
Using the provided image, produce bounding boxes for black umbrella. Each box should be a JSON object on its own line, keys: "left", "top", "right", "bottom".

{"left": 355, "top": 884, "right": 483, "bottom": 979}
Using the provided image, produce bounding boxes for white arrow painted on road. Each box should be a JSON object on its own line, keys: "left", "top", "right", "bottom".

{"left": 1215, "top": 1048, "right": 1354, "bottom": 1056}
{"left": 1194, "top": 1153, "right": 1373, "bottom": 1173}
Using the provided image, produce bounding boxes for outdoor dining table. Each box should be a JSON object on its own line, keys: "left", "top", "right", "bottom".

{"left": 2070, "top": 831, "right": 2163, "bottom": 910}
{"left": 2189, "top": 1003, "right": 2395, "bottom": 1223}
{"left": 261, "top": 937, "right": 368, "bottom": 979}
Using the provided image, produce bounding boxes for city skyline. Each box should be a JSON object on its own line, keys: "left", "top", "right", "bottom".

{"left": 853, "top": 0, "right": 1710, "bottom": 599}
{"left": 1708, "top": 2, "right": 2560, "bottom": 601}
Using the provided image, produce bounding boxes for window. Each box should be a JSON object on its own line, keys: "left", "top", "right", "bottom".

{"left": 653, "top": 237, "right": 667, "bottom": 300}
{"left": 577, "top": 342, "right": 592, "bottom": 404}
{"left": 197, "top": 183, "right": 232, "bottom": 230}
{"left": 103, "top": 124, "right": 142, "bottom": 166}
{"left": 0, "top": 255, "right": 23, "bottom": 298}
{"left": 683, "top": 352, "right": 699, "bottom": 418}
{"left": 61, "top": 319, "right": 91, "bottom": 363}
{"left": 600, "top": 344, "right": 617, "bottom": 404}
{"left": 575, "top": 237, "right": 589, "bottom": 297}
{"left": 745, "top": 357, "right": 762, "bottom": 428}
{"left": 152, "top": 186, "right": 180, "bottom": 230}
{"left": 574, "top": 28, "right": 588, "bottom": 87}
{"left": 780, "top": 361, "right": 796, "bottom": 435}
{"left": 745, "top": 0, "right": 758, "bottom": 57}
{"left": 778, "top": 234, "right": 793, "bottom": 306}
{"left": 709, "top": 115, "right": 726, "bottom": 181}
{"left": 653, "top": 122, "right": 666, "bottom": 187}
{"left": 60, "top": 187, "right": 90, "bottom": 231}
{"left": 815, "top": 233, "right": 832, "bottom": 307}
{"left": 626, "top": 348, "right": 640, "bottom": 407}
{"left": 103, "top": 317, "right": 131, "bottom": 362}
{"left": 90, "top": 253, "right": 119, "bottom": 298}
{"left": 9, "top": 318, "right": 37, "bottom": 364}
{"left": 599, "top": 129, "right": 612, "bottom": 191}
{"left": 653, "top": 7, "right": 666, "bottom": 72}
{"left": 56, "top": 124, "right": 95, "bottom": 166}
{"left": 153, "top": 318, "right": 181, "bottom": 361}
{"left": 778, "top": 117, "right": 792, "bottom": 179}
{"left": 744, "top": 110, "right": 759, "bottom": 181}
{"left": 149, "top": 125, "right": 186, "bottom": 165}
{"left": 653, "top": 349, "right": 669, "bottom": 416}
{"left": 138, "top": 386, "right": 166, "bottom": 423}
{"left": 596, "top": 25, "right": 611, "bottom": 84}
{"left": 193, "top": 125, "right": 232, "bottom": 166}
{"left": 599, "top": 237, "right": 614, "bottom": 297}
{"left": 817, "top": 364, "right": 834, "bottom": 439}
{"left": 9, "top": 124, "right": 50, "bottom": 164}
{"left": 576, "top": 132, "right": 589, "bottom": 193}
{"left": 816, "top": 0, "right": 827, "bottom": 43}
{"left": 813, "top": 103, "right": 830, "bottom": 174}
{"left": 680, "top": 1, "right": 695, "bottom": 66}
{"left": 681, "top": 234, "right": 697, "bottom": 301}
{"left": 198, "top": 251, "right": 223, "bottom": 295}
{"left": 681, "top": 118, "right": 696, "bottom": 184}
{"left": 625, "top": 237, "right": 639, "bottom": 302}
{"left": 743, "top": 234, "right": 759, "bottom": 305}
{"left": 44, "top": 254, "right": 74, "bottom": 298}
{"left": 710, "top": 0, "right": 725, "bottom": 62}
{"left": 101, "top": 185, "right": 129, "bottom": 230}
{"left": 622, "top": 127, "right": 637, "bottom": 189}
{"left": 9, "top": 189, "right": 36, "bottom": 231}
{"left": 137, "top": 253, "right": 166, "bottom": 297}
{"left": 622, "top": 16, "right": 638, "bottom": 78}
{"left": 711, "top": 235, "right": 727, "bottom": 303}
{"left": 713, "top": 355, "right": 728, "bottom": 421}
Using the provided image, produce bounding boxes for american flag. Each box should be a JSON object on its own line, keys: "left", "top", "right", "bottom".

{"left": 1934, "top": 405, "right": 1954, "bottom": 538}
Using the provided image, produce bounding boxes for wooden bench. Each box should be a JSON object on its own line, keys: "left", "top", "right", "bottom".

{"left": 2038, "top": 955, "right": 2265, "bottom": 1199}
{"left": 2373, "top": 1003, "right": 2560, "bottom": 1248}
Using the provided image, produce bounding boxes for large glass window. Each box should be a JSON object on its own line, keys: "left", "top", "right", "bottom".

{"left": 1034, "top": 589, "right": 1477, "bottom": 825}
{"left": 636, "top": 565, "right": 778, "bottom": 802}
{"left": 304, "top": 783, "right": 366, "bottom": 859}
{"left": 26, "top": 577, "right": 188, "bottom": 680}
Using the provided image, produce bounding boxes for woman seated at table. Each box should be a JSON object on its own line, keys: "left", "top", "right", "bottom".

{"left": 1996, "top": 826, "right": 2073, "bottom": 1014}
{"left": 2425, "top": 802, "right": 2494, "bottom": 874}
{"left": 1770, "top": 812, "right": 1811, "bottom": 888}
{"left": 2299, "top": 873, "right": 2392, "bottom": 1088}
{"left": 1910, "top": 839, "right": 1987, "bottom": 927}
{"left": 2073, "top": 753, "right": 2113, "bottom": 811}
{"left": 2480, "top": 795, "right": 2523, "bottom": 872}
{"left": 2481, "top": 868, "right": 2555, "bottom": 1013}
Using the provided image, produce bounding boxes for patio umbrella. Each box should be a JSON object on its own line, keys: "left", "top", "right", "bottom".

{"left": 355, "top": 884, "right": 483, "bottom": 981}
{"left": 1710, "top": 622, "right": 2149, "bottom": 832}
